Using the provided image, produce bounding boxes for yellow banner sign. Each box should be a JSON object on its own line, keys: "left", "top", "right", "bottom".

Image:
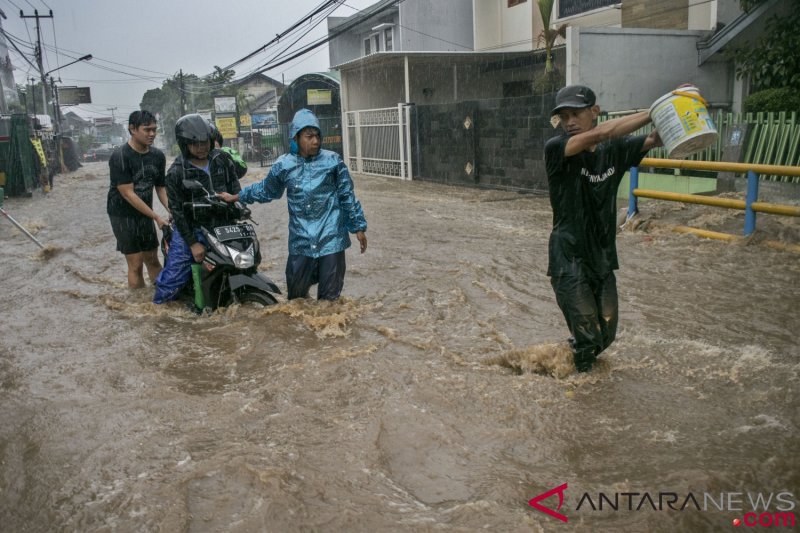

{"left": 30, "top": 138, "right": 47, "bottom": 167}
{"left": 215, "top": 117, "right": 238, "bottom": 139}
{"left": 307, "top": 89, "right": 332, "bottom": 106}
{"left": 240, "top": 114, "right": 252, "bottom": 128}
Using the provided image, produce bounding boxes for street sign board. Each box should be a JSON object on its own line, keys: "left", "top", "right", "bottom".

{"left": 214, "top": 96, "right": 236, "bottom": 114}
{"left": 58, "top": 87, "right": 92, "bottom": 106}
{"left": 215, "top": 117, "right": 238, "bottom": 139}
{"left": 239, "top": 114, "right": 251, "bottom": 132}
{"left": 307, "top": 89, "right": 332, "bottom": 106}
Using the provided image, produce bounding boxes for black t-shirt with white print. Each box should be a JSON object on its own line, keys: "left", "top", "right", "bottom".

{"left": 544, "top": 133, "right": 647, "bottom": 278}
{"left": 106, "top": 143, "right": 166, "bottom": 218}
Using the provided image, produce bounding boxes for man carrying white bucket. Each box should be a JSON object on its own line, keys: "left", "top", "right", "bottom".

{"left": 544, "top": 84, "right": 663, "bottom": 373}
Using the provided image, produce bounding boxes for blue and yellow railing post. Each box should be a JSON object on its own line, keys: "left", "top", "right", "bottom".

{"left": 627, "top": 166, "right": 639, "bottom": 219}
{"left": 626, "top": 158, "right": 800, "bottom": 252}
{"left": 744, "top": 170, "right": 758, "bottom": 236}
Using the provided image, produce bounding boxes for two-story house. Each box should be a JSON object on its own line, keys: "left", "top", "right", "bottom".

{"left": 327, "top": 0, "right": 787, "bottom": 183}
{"left": 533, "top": 0, "right": 787, "bottom": 113}
{"left": 233, "top": 73, "right": 285, "bottom": 114}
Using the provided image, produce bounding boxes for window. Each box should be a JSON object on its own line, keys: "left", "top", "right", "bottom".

{"left": 557, "top": 0, "right": 618, "bottom": 18}
{"left": 364, "top": 33, "right": 380, "bottom": 55}
{"left": 508, "top": 0, "right": 527, "bottom": 6}
{"left": 384, "top": 28, "right": 393, "bottom": 51}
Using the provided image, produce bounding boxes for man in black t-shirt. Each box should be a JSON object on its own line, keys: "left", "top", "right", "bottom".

{"left": 544, "top": 85, "right": 663, "bottom": 372}
{"left": 106, "top": 110, "right": 170, "bottom": 288}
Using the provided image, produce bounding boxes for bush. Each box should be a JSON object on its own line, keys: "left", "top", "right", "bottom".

{"left": 743, "top": 88, "right": 800, "bottom": 113}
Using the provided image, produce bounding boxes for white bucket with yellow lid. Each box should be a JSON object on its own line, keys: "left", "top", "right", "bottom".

{"left": 649, "top": 86, "right": 718, "bottom": 159}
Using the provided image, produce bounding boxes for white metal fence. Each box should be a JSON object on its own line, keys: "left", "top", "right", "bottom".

{"left": 344, "top": 104, "right": 413, "bottom": 180}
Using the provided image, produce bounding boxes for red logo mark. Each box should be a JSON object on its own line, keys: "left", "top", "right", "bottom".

{"left": 529, "top": 483, "right": 569, "bottom": 523}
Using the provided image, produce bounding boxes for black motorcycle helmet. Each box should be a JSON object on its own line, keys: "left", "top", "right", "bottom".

{"left": 207, "top": 120, "right": 224, "bottom": 148}
{"left": 175, "top": 114, "right": 212, "bottom": 158}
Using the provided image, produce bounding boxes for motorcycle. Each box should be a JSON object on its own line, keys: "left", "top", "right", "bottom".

{"left": 164, "top": 179, "right": 281, "bottom": 312}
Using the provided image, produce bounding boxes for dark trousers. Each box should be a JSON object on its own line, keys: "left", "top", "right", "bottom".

{"left": 153, "top": 226, "right": 206, "bottom": 304}
{"left": 286, "top": 251, "right": 346, "bottom": 300}
{"left": 550, "top": 272, "right": 619, "bottom": 372}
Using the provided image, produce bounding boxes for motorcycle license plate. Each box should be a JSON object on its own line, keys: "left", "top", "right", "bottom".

{"left": 214, "top": 224, "right": 255, "bottom": 241}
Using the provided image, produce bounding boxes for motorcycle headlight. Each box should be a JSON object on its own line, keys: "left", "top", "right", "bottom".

{"left": 226, "top": 244, "right": 255, "bottom": 269}
{"left": 205, "top": 232, "right": 230, "bottom": 258}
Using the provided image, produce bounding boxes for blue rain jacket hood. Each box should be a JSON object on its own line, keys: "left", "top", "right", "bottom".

{"left": 289, "top": 109, "right": 321, "bottom": 154}
{"left": 238, "top": 109, "right": 366, "bottom": 258}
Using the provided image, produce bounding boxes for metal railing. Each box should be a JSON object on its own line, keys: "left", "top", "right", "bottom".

{"left": 599, "top": 111, "right": 800, "bottom": 183}
{"left": 344, "top": 104, "right": 413, "bottom": 180}
{"left": 627, "top": 158, "right": 800, "bottom": 249}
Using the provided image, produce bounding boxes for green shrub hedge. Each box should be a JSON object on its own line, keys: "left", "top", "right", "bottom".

{"left": 743, "top": 88, "right": 800, "bottom": 113}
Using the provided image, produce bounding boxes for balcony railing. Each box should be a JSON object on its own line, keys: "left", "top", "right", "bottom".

{"left": 558, "top": 0, "right": 619, "bottom": 18}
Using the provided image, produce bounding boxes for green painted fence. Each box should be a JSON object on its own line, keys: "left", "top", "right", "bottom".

{"left": 600, "top": 111, "right": 799, "bottom": 184}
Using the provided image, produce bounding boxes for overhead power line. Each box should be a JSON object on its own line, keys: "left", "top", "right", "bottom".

{"left": 231, "top": 0, "right": 342, "bottom": 80}
{"left": 214, "top": 0, "right": 340, "bottom": 74}
{"left": 0, "top": 26, "right": 38, "bottom": 71}
{"left": 247, "top": 0, "right": 405, "bottom": 78}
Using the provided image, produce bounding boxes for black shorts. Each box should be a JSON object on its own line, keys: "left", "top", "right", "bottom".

{"left": 109, "top": 215, "right": 158, "bottom": 255}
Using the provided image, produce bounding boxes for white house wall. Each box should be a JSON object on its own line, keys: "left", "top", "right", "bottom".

{"left": 567, "top": 26, "right": 732, "bottom": 112}
{"left": 714, "top": 0, "right": 748, "bottom": 27}
{"left": 328, "top": 16, "right": 367, "bottom": 67}
{"left": 472, "top": 0, "right": 534, "bottom": 52}
{"left": 342, "top": 63, "right": 406, "bottom": 110}
{"left": 688, "top": 0, "right": 743, "bottom": 30}
{"left": 399, "top": 0, "right": 474, "bottom": 51}
{"left": 340, "top": 52, "right": 557, "bottom": 110}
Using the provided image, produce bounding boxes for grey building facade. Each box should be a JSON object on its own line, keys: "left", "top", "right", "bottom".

{"left": 327, "top": 0, "right": 473, "bottom": 69}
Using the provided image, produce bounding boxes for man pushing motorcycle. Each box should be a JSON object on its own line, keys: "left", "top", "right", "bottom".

{"left": 153, "top": 114, "right": 243, "bottom": 304}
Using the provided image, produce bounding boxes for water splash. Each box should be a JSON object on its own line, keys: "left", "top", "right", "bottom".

{"left": 35, "top": 244, "right": 63, "bottom": 260}
{"left": 259, "top": 297, "right": 379, "bottom": 338}
{"left": 486, "top": 341, "right": 575, "bottom": 378}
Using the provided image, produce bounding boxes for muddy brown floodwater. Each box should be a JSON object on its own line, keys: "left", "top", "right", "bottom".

{"left": 1, "top": 161, "right": 798, "bottom": 532}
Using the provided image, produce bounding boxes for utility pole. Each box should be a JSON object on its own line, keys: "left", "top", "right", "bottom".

{"left": 29, "top": 77, "right": 36, "bottom": 115}
{"left": 179, "top": 69, "right": 185, "bottom": 115}
{"left": 20, "top": 9, "right": 53, "bottom": 121}
{"left": 51, "top": 76, "right": 63, "bottom": 171}
{"left": 107, "top": 107, "right": 117, "bottom": 140}
{"left": 0, "top": 10, "right": 7, "bottom": 114}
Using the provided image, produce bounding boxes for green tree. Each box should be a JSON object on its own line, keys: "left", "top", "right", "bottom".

{"left": 536, "top": 0, "right": 567, "bottom": 74}
{"left": 140, "top": 87, "right": 167, "bottom": 115}
{"left": 729, "top": 1, "right": 800, "bottom": 91}
{"left": 138, "top": 69, "right": 241, "bottom": 148}
{"left": 535, "top": 0, "right": 567, "bottom": 93}
{"left": 211, "top": 66, "right": 235, "bottom": 85}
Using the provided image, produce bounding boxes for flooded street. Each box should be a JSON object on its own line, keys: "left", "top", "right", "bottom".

{"left": 1, "top": 161, "right": 798, "bottom": 532}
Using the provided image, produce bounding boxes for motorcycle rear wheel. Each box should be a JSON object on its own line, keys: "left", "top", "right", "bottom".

{"left": 236, "top": 289, "right": 278, "bottom": 307}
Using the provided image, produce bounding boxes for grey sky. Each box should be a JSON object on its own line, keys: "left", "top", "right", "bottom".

{"left": 1, "top": 0, "right": 375, "bottom": 120}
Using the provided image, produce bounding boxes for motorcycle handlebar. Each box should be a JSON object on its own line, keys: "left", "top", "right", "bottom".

{"left": 183, "top": 199, "right": 251, "bottom": 221}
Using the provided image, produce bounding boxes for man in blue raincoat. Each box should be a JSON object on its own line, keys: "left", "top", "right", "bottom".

{"left": 219, "top": 109, "right": 368, "bottom": 300}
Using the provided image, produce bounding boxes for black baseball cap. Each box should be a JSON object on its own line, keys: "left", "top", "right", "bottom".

{"left": 551, "top": 85, "right": 597, "bottom": 116}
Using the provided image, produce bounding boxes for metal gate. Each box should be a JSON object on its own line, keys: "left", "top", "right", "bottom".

{"left": 344, "top": 104, "right": 413, "bottom": 180}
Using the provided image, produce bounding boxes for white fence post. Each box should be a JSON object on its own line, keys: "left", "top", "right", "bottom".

{"left": 397, "top": 103, "right": 406, "bottom": 180}
{"left": 404, "top": 104, "right": 413, "bottom": 181}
